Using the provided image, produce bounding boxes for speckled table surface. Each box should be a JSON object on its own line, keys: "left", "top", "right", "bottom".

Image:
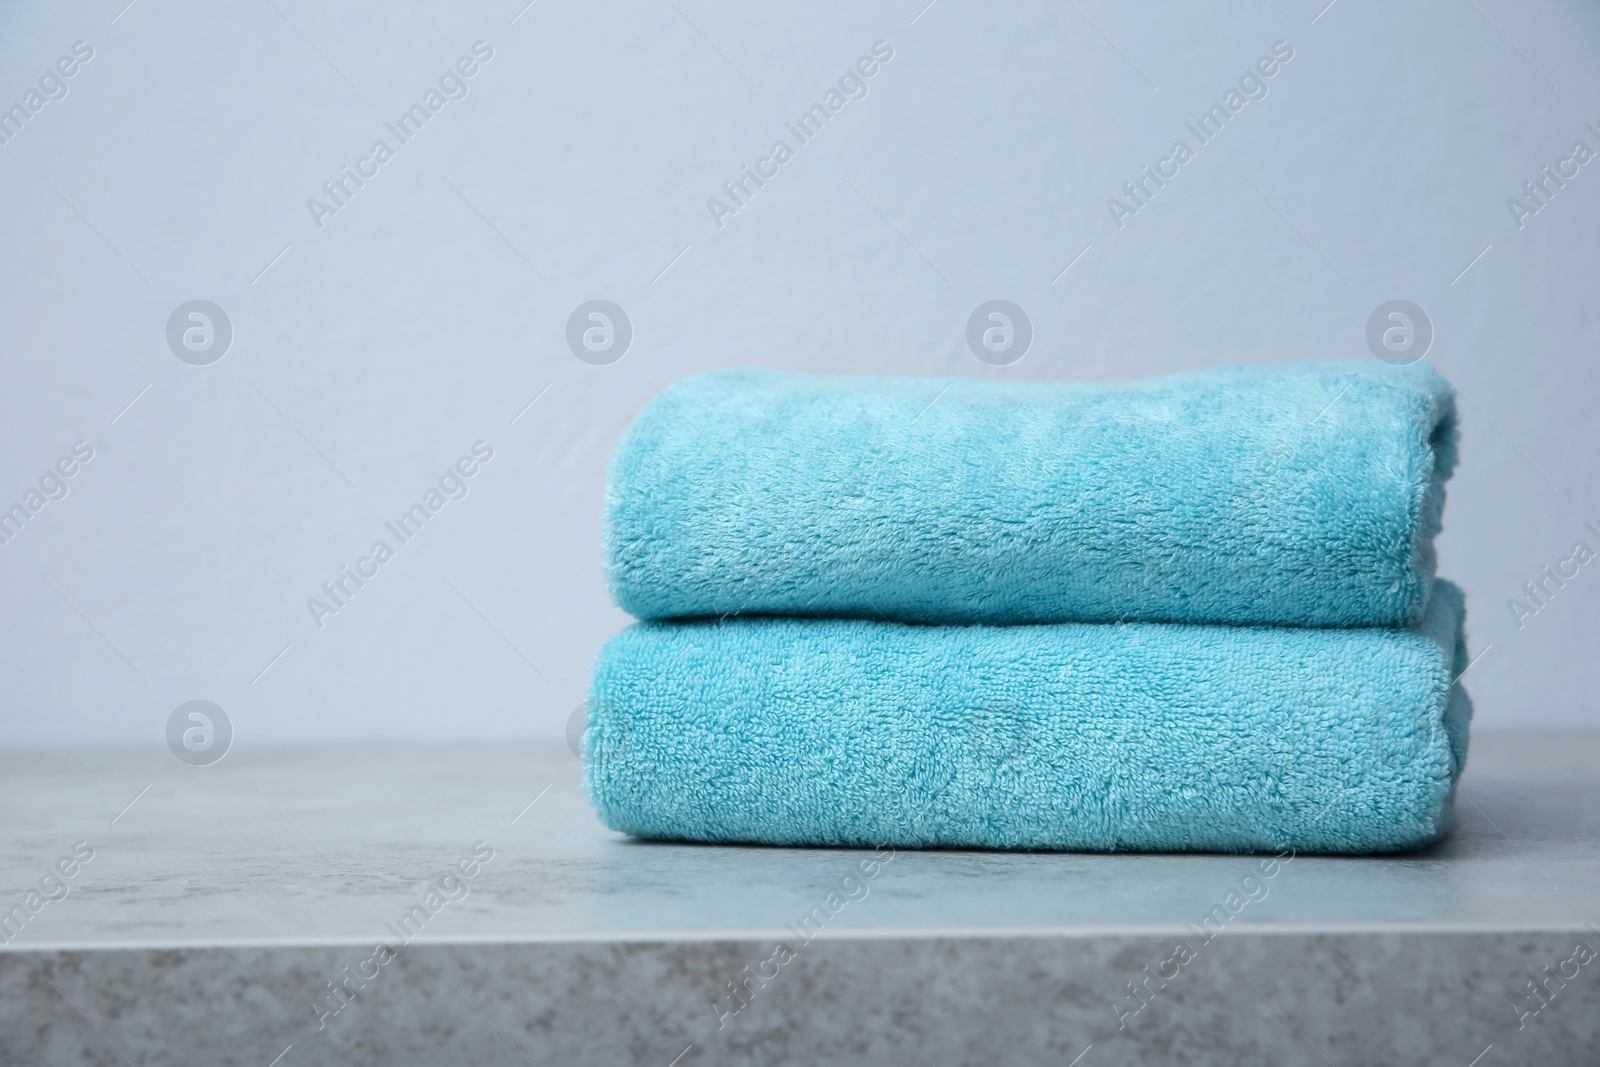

{"left": 2, "top": 733, "right": 1597, "bottom": 1065}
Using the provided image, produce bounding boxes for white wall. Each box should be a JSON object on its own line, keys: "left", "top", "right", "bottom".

{"left": 1, "top": 0, "right": 1596, "bottom": 748}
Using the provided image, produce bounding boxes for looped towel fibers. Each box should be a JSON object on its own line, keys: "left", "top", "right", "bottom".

{"left": 585, "top": 580, "right": 1470, "bottom": 854}
{"left": 604, "top": 361, "right": 1456, "bottom": 629}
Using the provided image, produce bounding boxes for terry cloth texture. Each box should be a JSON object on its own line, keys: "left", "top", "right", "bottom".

{"left": 604, "top": 361, "right": 1457, "bottom": 629}
{"left": 585, "top": 580, "right": 1471, "bottom": 854}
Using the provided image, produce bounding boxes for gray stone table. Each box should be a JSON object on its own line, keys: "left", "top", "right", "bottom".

{"left": 2, "top": 732, "right": 1597, "bottom": 1065}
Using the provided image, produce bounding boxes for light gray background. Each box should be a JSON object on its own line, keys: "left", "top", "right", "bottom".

{"left": 0, "top": 0, "right": 1595, "bottom": 749}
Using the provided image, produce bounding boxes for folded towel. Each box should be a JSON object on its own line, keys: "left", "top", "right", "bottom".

{"left": 604, "top": 361, "right": 1457, "bottom": 628}
{"left": 584, "top": 580, "right": 1470, "bottom": 853}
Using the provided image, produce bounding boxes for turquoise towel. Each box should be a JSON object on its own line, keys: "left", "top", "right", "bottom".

{"left": 584, "top": 581, "right": 1470, "bottom": 853}
{"left": 604, "top": 362, "right": 1457, "bottom": 628}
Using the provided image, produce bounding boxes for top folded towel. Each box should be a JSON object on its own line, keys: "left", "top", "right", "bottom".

{"left": 605, "top": 361, "right": 1457, "bottom": 628}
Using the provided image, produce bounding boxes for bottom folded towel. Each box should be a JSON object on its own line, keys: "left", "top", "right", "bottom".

{"left": 584, "top": 581, "right": 1471, "bottom": 854}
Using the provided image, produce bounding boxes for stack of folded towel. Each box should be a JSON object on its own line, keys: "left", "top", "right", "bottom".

{"left": 584, "top": 361, "right": 1471, "bottom": 854}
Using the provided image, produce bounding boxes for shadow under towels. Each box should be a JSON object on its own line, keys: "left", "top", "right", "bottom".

{"left": 585, "top": 581, "right": 1470, "bottom": 854}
